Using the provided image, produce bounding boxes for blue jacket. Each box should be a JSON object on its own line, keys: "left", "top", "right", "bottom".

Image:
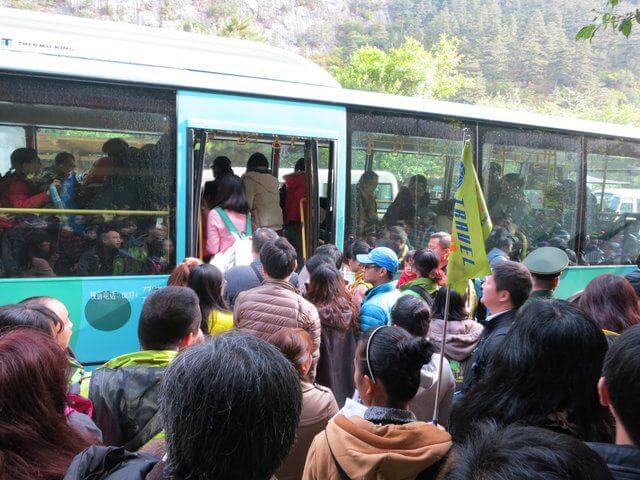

{"left": 359, "top": 282, "right": 402, "bottom": 333}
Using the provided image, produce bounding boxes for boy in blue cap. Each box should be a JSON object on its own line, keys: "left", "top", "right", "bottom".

{"left": 357, "top": 247, "right": 402, "bottom": 332}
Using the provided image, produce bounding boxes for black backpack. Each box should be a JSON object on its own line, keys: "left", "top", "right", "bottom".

{"left": 64, "top": 446, "right": 159, "bottom": 480}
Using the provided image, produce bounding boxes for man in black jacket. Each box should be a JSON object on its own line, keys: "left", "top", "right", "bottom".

{"left": 589, "top": 325, "right": 640, "bottom": 479}
{"left": 462, "top": 261, "right": 532, "bottom": 393}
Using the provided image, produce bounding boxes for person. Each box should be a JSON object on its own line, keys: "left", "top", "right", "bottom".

{"left": 427, "top": 288, "right": 483, "bottom": 391}
{"left": 589, "top": 325, "right": 640, "bottom": 479}
{"left": 75, "top": 230, "right": 124, "bottom": 276}
{"left": 242, "top": 152, "right": 284, "bottom": 231}
{"left": 67, "top": 332, "right": 303, "bottom": 480}
{"left": 440, "top": 421, "right": 613, "bottom": 480}
{"left": 357, "top": 246, "right": 402, "bottom": 332}
{"left": 234, "top": 237, "right": 321, "bottom": 379}
{"left": 24, "top": 229, "right": 56, "bottom": 276}
{"left": 344, "top": 240, "right": 372, "bottom": 305}
{"left": 202, "top": 155, "right": 236, "bottom": 209}
{"left": 396, "top": 249, "right": 417, "bottom": 287}
{"left": 579, "top": 274, "right": 640, "bottom": 335}
{"left": 297, "top": 243, "right": 344, "bottom": 289}
{"left": 356, "top": 170, "right": 378, "bottom": 238}
{"left": 206, "top": 174, "right": 251, "bottom": 258}
{"left": 624, "top": 255, "right": 640, "bottom": 297}
{"left": 272, "top": 328, "right": 339, "bottom": 480}
{"left": 0, "top": 329, "right": 96, "bottom": 480}
{"left": 383, "top": 174, "right": 430, "bottom": 229}
{"left": 382, "top": 226, "right": 410, "bottom": 266}
{"left": 522, "top": 246, "right": 569, "bottom": 302}
{"left": 40, "top": 151, "right": 79, "bottom": 208}
{"left": 0, "top": 148, "right": 57, "bottom": 211}
{"left": 399, "top": 248, "right": 441, "bottom": 305}
{"left": 461, "top": 261, "right": 531, "bottom": 392}
{"left": 187, "top": 263, "right": 233, "bottom": 335}
{"left": 485, "top": 227, "right": 512, "bottom": 267}
{"left": 391, "top": 295, "right": 455, "bottom": 427}
{"left": 167, "top": 257, "right": 203, "bottom": 287}
{"left": 78, "top": 287, "right": 204, "bottom": 451}
{"left": 79, "top": 138, "right": 129, "bottom": 209}
{"left": 491, "top": 173, "right": 530, "bottom": 223}
{"left": 282, "top": 157, "right": 307, "bottom": 260}
{"left": 306, "top": 263, "right": 359, "bottom": 407}
{"left": 302, "top": 325, "right": 452, "bottom": 480}
{"left": 450, "top": 300, "right": 612, "bottom": 443}
{"left": 428, "top": 231, "right": 451, "bottom": 272}
{"left": 298, "top": 253, "right": 335, "bottom": 296}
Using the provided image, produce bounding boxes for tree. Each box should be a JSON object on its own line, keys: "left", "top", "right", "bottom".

{"left": 576, "top": 0, "right": 640, "bottom": 40}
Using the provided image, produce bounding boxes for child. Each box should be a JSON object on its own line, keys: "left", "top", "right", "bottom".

{"left": 396, "top": 249, "right": 417, "bottom": 287}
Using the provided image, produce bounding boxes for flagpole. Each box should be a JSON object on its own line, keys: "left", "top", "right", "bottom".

{"left": 431, "top": 284, "right": 451, "bottom": 425}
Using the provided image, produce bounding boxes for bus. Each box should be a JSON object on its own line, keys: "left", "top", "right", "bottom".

{"left": 1, "top": 8, "right": 640, "bottom": 365}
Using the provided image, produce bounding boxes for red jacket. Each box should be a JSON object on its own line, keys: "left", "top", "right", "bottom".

{"left": 0, "top": 173, "right": 49, "bottom": 209}
{"left": 283, "top": 172, "right": 306, "bottom": 223}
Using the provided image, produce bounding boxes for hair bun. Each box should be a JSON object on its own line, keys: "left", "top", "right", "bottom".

{"left": 398, "top": 337, "right": 435, "bottom": 371}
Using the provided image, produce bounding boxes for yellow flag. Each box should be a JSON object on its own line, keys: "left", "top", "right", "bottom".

{"left": 446, "top": 141, "right": 493, "bottom": 293}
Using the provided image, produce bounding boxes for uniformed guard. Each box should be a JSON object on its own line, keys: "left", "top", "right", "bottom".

{"left": 523, "top": 246, "right": 569, "bottom": 302}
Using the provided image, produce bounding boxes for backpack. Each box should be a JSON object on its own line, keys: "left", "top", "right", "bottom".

{"left": 63, "top": 446, "right": 159, "bottom": 480}
{"left": 210, "top": 208, "right": 253, "bottom": 272}
{"left": 409, "top": 285, "right": 435, "bottom": 307}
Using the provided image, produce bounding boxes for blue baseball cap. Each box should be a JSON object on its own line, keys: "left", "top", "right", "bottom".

{"left": 356, "top": 247, "right": 399, "bottom": 274}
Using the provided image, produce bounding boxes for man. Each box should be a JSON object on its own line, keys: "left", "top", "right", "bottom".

{"left": 75, "top": 230, "right": 124, "bottom": 276}
{"left": 79, "top": 286, "right": 203, "bottom": 451}
{"left": 589, "top": 325, "right": 640, "bottom": 479}
{"left": 357, "top": 246, "right": 402, "bottom": 332}
{"left": 462, "top": 261, "right": 531, "bottom": 392}
{"left": 234, "top": 237, "right": 321, "bottom": 378}
{"left": 523, "top": 246, "right": 569, "bottom": 302}
{"left": 65, "top": 333, "right": 302, "bottom": 480}
{"left": 428, "top": 231, "right": 451, "bottom": 271}
{"left": 224, "top": 228, "right": 298, "bottom": 308}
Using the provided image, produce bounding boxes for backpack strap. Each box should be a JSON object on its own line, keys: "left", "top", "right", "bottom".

{"left": 409, "top": 285, "right": 434, "bottom": 307}
{"left": 215, "top": 208, "right": 251, "bottom": 239}
{"left": 325, "top": 430, "right": 351, "bottom": 480}
{"left": 122, "top": 407, "right": 164, "bottom": 452}
{"left": 250, "top": 262, "right": 265, "bottom": 283}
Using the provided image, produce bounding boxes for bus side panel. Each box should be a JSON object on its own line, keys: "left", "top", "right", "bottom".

{"left": 176, "top": 91, "right": 347, "bottom": 249}
{"left": 556, "top": 266, "right": 635, "bottom": 299}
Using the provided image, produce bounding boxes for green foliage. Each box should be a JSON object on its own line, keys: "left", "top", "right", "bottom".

{"left": 217, "top": 15, "right": 264, "bottom": 41}
{"left": 577, "top": 0, "right": 640, "bottom": 40}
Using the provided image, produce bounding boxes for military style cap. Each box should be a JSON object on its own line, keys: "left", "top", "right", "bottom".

{"left": 523, "top": 247, "right": 569, "bottom": 275}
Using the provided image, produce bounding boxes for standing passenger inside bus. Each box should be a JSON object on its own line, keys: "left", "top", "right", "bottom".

{"left": 356, "top": 170, "right": 379, "bottom": 240}
{"left": 282, "top": 158, "right": 307, "bottom": 263}
{"left": 242, "top": 152, "right": 283, "bottom": 233}
{"left": 0, "top": 148, "right": 58, "bottom": 211}
{"left": 383, "top": 174, "right": 430, "bottom": 230}
{"left": 79, "top": 138, "right": 128, "bottom": 209}
{"left": 40, "top": 151, "right": 79, "bottom": 207}
{"left": 202, "top": 155, "right": 236, "bottom": 210}
{"left": 206, "top": 175, "right": 251, "bottom": 258}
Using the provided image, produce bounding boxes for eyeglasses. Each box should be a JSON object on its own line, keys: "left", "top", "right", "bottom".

{"left": 363, "top": 264, "right": 379, "bottom": 270}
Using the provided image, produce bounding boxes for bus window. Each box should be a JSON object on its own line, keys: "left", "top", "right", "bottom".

{"left": 481, "top": 128, "right": 581, "bottom": 263}
{"left": 0, "top": 101, "right": 174, "bottom": 278}
{"left": 585, "top": 138, "right": 640, "bottom": 265}
{"left": 348, "top": 112, "right": 466, "bottom": 257}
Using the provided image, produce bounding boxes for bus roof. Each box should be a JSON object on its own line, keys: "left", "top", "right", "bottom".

{"left": 1, "top": 8, "right": 640, "bottom": 142}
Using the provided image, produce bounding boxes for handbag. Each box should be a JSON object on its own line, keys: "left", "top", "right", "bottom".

{"left": 210, "top": 208, "right": 253, "bottom": 272}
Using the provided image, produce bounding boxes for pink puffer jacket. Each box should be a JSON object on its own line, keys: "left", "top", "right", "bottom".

{"left": 233, "top": 278, "right": 321, "bottom": 379}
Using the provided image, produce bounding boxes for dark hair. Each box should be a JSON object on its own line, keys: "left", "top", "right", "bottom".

{"left": 161, "top": 332, "right": 302, "bottom": 480}
{"left": 54, "top": 151, "right": 74, "bottom": 166}
{"left": 502, "top": 172, "right": 525, "bottom": 188}
{"left": 271, "top": 328, "right": 313, "bottom": 379}
{"left": 357, "top": 325, "right": 435, "bottom": 406}
{"left": 102, "top": 138, "right": 129, "bottom": 158}
{"left": 0, "top": 329, "right": 92, "bottom": 480}
{"left": 212, "top": 156, "right": 233, "bottom": 176}
{"left": 602, "top": 325, "right": 640, "bottom": 445}
{"left": 346, "top": 240, "right": 371, "bottom": 261}
{"left": 138, "top": 286, "right": 201, "bottom": 350}
{"left": 492, "top": 261, "right": 532, "bottom": 308}
{"left": 187, "top": 264, "right": 229, "bottom": 335}
{"left": 442, "top": 421, "right": 613, "bottom": 480}
{"left": 359, "top": 170, "right": 378, "bottom": 184}
{"left": 450, "top": 300, "right": 612, "bottom": 443}
{"left": 485, "top": 227, "right": 512, "bottom": 253}
{"left": 246, "top": 152, "right": 269, "bottom": 172}
{"left": 260, "top": 238, "right": 296, "bottom": 279}
{"left": 0, "top": 304, "right": 62, "bottom": 336}
{"left": 391, "top": 295, "right": 431, "bottom": 338}
{"left": 10, "top": 147, "right": 39, "bottom": 169}
{"left": 252, "top": 227, "right": 279, "bottom": 255}
{"left": 314, "top": 243, "right": 344, "bottom": 269}
{"left": 304, "top": 254, "right": 334, "bottom": 277}
{"left": 387, "top": 226, "right": 407, "bottom": 244}
{"left": 214, "top": 174, "right": 250, "bottom": 214}
{"left": 413, "top": 248, "right": 440, "bottom": 280}
{"left": 294, "top": 157, "right": 305, "bottom": 172}
{"left": 432, "top": 288, "right": 468, "bottom": 321}
{"left": 306, "top": 264, "right": 358, "bottom": 332}
{"left": 579, "top": 274, "right": 640, "bottom": 334}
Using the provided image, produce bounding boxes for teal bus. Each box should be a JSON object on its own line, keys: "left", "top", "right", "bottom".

{"left": 1, "top": 8, "right": 640, "bottom": 365}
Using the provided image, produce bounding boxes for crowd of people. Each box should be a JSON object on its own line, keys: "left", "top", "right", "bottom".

{"left": 0, "top": 139, "right": 173, "bottom": 278}
{"left": 2, "top": 219, "right": 640, "bottom": 479}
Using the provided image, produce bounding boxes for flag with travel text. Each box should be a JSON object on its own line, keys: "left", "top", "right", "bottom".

{"left": 446, "top": 141, "right": 492, "bottom": 294}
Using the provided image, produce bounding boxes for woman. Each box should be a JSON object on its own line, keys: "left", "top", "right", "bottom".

{"left": 272, "top": 328, "right": 338, "bottom": 480}
{"left": 449, "top": 300, "right": 612, "bottom": 444}
{"left": 206, "top": 174, "right": 251, "bottom": 258}
{"left": 0, "top": 148, "right": 57, "bottom": 213}
{"left": 202, "top": 155, "right": 236, "bottom": 210}
{"left": 579, "top": 274, "right": 640, "bottom": 335}
{"left": 356, "top": 170, "right": 379, "bottom": 239}
{"left": 302, "top": 325, "right": 452, "bottom": 480}
{"left": 187, "top": 263, "right": 233, "bottom": 335}
{"left": 167, "top": 257, "right": 203, "bottom": 287}
{"left": 391, "top": 295, "right": 455, "bottom": 427}
{"left": 399, "top": 248, "right": 441, "bottom": 305}
{"left": 242, "top": 152, "right": 283, "bottom": 232}
{"left": 427, "top": 288, "right": 483, "bottom": 391}
{"left": 306, "top": 264, "right": 359, "bottom": 407}
{"left": 0, "top": 328, "right": 97, "bottom": 480}
{"left": 24, "top": 229, "right": 56, "bottom": 277}
{"left": 345, "top": 240, "right": 372, "bottom": 305}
